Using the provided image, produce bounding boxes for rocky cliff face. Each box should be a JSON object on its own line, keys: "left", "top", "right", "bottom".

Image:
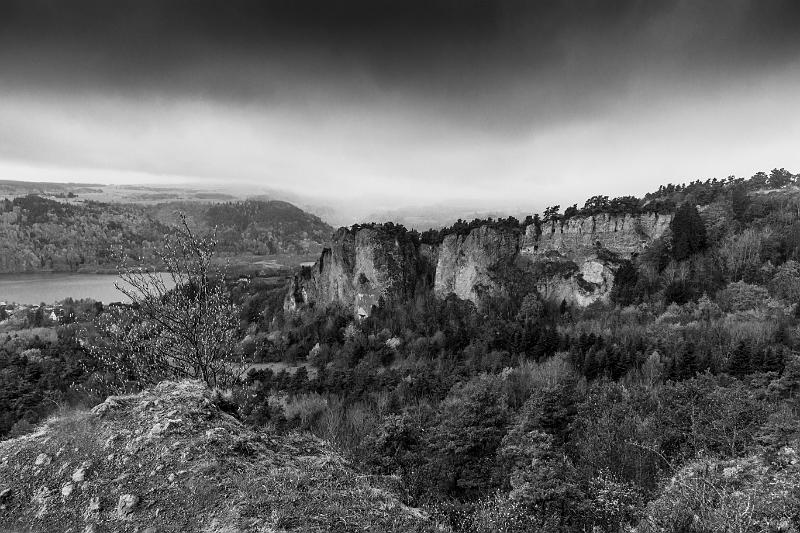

{"left": 288, "top": 212, "right": 672, "bottom": 314}
{"left": 533, "top": 256, "right": 617, "bottom": 306}
{"left": 285, "top": 226, "right": 421, "bottom": 318}
{"left": 521, "top": 212, "right": 672, "bottom": 261}
{"left": 433, "top": 225, "right": 521, "bottom": 303}
{"left": 429, "top": 213, "right": 671, "bottom": 307}
{"left": 518, "top": 213, "right": 672, "bottom": 305}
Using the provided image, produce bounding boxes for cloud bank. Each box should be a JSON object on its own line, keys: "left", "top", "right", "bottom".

{"left": 1, "top": 0, "right": 799, "bottom": 217}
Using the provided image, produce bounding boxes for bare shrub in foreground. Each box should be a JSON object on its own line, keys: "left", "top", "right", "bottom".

{"left": 89, "top": 216, "right": 242, "bottom": 391}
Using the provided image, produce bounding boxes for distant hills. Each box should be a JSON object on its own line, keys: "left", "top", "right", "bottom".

{"left": 0, "top": 193, "right": 332, "bottom": 274}
{"left": 0, "top": 179, "right": 540, "bottom": 229}
{"left": 0, "top": 179, "right": 104, "bottom": 196}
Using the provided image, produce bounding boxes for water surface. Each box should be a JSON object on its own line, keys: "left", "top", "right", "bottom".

{"left": 0, "top": 272, "right": 175, "bottom": 305}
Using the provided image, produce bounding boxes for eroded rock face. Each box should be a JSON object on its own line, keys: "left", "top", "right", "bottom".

{"left": 534, "top": 257, "right": 616, "bottom": 306}
{"left": 515, "top": 213, "right": 673, "bottom": 305}
{"left": 285, "top": 226, "right": 421, "bottom": 318}
{"left": 287, "top": 212, "right": 672, "bottom": 312}
{"left": 433, "top": 225, "right": 521, "bottom": 304}
{"left": 521, "top": 212, "right": 672, "bottom": 262}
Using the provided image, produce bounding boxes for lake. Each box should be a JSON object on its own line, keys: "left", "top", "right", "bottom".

{"left": 0, "top": 272, "right": 176, "bottom": 305}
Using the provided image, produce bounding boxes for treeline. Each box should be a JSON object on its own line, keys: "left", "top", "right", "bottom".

{"left": 418, "top": 168, "right": 798, "bottom": 245}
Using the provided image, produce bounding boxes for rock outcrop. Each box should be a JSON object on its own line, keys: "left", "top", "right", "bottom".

{"left": 433, "top": 225, "right": 521, "bottom": 303}
{"left": 533, "top": 256, "right": 617, "bottom": 307}
{"left": 521, "top": 212, "right": 672, "bottom": 261}
{"left": 285, "top": 225, "right": 423, "bottom": 318}
{"left": 520, "top": 213, "right": 672, "bottom": 305}
{"left": 288, "top": 212, "right": 672, "bottom": 314}
{"left": 0, "top": 381, "right": 442, "bottom": 532}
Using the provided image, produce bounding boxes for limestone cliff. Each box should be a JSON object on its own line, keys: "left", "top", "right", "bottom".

{"left": 285, "top": 225, "right": 421, "bottom": 317}
{"left": 518, "top": 212, "right": 672, "bottom": 305}
{"left": 521, "top": 212, "right": 672, "bottom": 261}
{"left": 288, "top": 212, "right": 672, "bottom": 314}
{"left": 428, "top": 213, "right": 670, "bottom": 307}
{"left": 433, "top": 225, "right": 521, "bottom": 303}
{"left": 532, "top": 256, "right": 617, "bottom": 306}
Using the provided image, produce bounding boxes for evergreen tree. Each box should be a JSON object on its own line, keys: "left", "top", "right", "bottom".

{"left": 728, "top": 341, "right": 752, "bottom": 378}
{"left": 768, "top": 168, "right": 794, "bottom": 188}
{"left": 497, "top": 430, "right": 585, "bottom": 529}
{"left": 670, "top": 203, "right": 708, "bottom": 261}
{"left": 679, "top": 343, "right": 699, "bottom": 380}
{"left": 763, "top": 347, "right": 785, "bottom": 374}
{"left": 290, "top": 366, "right": 309, "bottom": 393}
{"left": 31, "top": 307, "right": 44, "bottom": 328}
{"left": 570, "top": 348, "right": 584, "bottom": 372}
{"left": 610, "top": 260, "right": 639, "bottom": 305}
{"left": 730, "top": 184, "right": 750, "bottom": 222}
{"left": 541, "top": 328, "right": 560, "bottom": 358}
{"left": 666, "top": 356, "right": 679, "bottom": 382}
{"left": 584, "top": 349, "right": 599, "bottom": 381}
{"left": 750, "top": 171, "right": 769, "bottom": 188}
{"left": 427, "top": 375, "right": 510, "bottom": 498}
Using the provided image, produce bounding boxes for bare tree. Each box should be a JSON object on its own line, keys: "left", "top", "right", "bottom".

{"left": 90, "top": 215, "right": 242, "bottom": 390}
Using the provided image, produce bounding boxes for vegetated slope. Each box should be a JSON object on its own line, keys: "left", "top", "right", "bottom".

{"left": 0, "top": 196, "right": 166, "bottom": 273}
{"left": 150, "top": 200, "right": 333, "bottom": 256}
{"left": 0, "top": 196, "right": 333, "bottom": 273}
{"left": 0, "top": 381, "right": 441, "bottom": 533}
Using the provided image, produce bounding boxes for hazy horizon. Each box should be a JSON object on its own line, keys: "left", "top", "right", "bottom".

{"left": 2, "top": 0, "right": 799, "bottom": 217}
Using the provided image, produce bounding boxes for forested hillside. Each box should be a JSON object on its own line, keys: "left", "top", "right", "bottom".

{"left": 0, "top": 196, "right": 332, "bottom": 273}
{"left": 149, "top": 199, "right": 333, "bottom": 256}
{"left": 0, "top": 196, "right": 166, "bottom": 273}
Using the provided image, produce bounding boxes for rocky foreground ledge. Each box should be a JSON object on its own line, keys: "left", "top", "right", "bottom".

{"left": 0, "top": 381, "right": 440, "bottom": 533}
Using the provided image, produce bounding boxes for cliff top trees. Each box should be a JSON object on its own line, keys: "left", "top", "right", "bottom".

{"left": 582, "top": 195, "right": 610, "bottom": 215}
{"left": 608, "top": 195, "right": 641, "bottom": 215}
{"left": 670, "top": 203, "right": 708, "bottom": 261}
{"left": 731, "top": 183, "right": 751, "bottom": 222}
{"left": 768, "top": 168, "right": 795, "bottom": 189}
{"left": 542, "top": 205, "right": 561, "bottom": 222}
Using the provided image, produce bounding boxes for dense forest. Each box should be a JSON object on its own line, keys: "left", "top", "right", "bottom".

{"left": 0, "top": 196, "right": 331, "bottom": 273}
{"left": 3, "top": 168, "right": 800, "bottom": 531}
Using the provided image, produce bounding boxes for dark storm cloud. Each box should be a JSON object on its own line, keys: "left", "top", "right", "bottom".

{"left": 2, "top": 0, "right": 799, "bottom": 126}
{"left": 1, "top": 0, "right": 799, "bottom": 217}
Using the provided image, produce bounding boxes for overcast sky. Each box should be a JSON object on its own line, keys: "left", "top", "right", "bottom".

{"left": 1, "top": 0, "right": 799, "bottom": 216}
